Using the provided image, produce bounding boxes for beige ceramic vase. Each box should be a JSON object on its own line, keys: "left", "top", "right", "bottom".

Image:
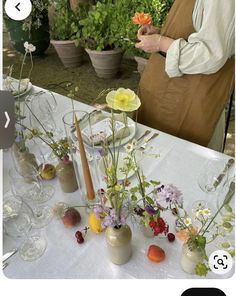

{"left": 105, "top": 224, "right": 132, "bottom": 265}
{"left": 181, "top": 242, "right": 205, "bottom": 274}
{"left": 56, "top": 160, "right": 78, "bottom": 193}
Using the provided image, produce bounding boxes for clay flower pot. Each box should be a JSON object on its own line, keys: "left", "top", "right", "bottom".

{"left": 51, "top": 40, "right": 83, "bottom": 68}
{"left": 134, "top": 56, "right": 149, "bottom": 75}
{"left": 85, "top": 48, "right": 124, "bottom": 79}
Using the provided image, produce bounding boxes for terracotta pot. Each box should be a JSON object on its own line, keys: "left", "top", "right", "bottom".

{"left": 56, "top": 160, "right": 78, "bottom": 193}
{"left": 181, "top": 242, "right": 205, "bottom": 274}
{"left": 51, "top": 40, "right": 83, "bottom": 68}
{"left": 105, "top": 224, "right": 132, "bottom": 265}
{"left": 85, "top": 48, "right": 124, "bottom": 79}
{"left": 134, "top": 56, "right": 149, "bottom": 75}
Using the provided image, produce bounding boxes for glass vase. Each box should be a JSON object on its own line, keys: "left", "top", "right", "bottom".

{"left": 181, "top": 242, "right": 205, "bottom": 274}
{"left": 56, "top": 159, "right": 78, "bottom": 193}
{"left": 11, "top": 142, "right": 38, "bottom": 178}
{"left": 105, "top": 224, "right": 132, "bottom": 265}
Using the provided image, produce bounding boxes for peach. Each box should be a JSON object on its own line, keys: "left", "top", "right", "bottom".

{"left": 147, "top": 244, "right": 165, "bottom": 263}
{"left": 62, "top": 207, "right": 81, "bottom": 228}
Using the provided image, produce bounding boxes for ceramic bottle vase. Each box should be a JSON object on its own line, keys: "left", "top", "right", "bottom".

{"left": 181, "top": 242, "right": 205, "bottom": 274}
{"left": 105, "top": 224, "right": 132, "bottom": 265}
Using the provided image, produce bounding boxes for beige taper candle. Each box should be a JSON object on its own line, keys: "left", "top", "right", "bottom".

{"left": 74, "top": 114, "right": 95, "bottom": 201}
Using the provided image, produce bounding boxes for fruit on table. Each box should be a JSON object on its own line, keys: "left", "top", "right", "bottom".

{"left": 62, "top": 207, "right": 81, "bottom": 228}
{"left": 75, "top": 230, "right": 84, "bottom": 244}
{"left": 167, "top": 233, "right": 175, "bottom": 242}
{"left": 88, "top": 212, "right": 104, "bottom": 234}
{"left": 40, "top": 164, "right": 56, "bottom": 180}
{"left": 147, "top": 245, "right": 165, "bottom": 263}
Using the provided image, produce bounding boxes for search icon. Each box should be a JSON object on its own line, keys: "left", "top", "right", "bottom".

{"left": 217, "top": 258, "right": 224, "bottom": 266}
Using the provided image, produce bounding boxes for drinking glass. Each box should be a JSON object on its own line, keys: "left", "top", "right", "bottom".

{"left": 3, "top": 194, "right": 47, "bottom": 261}
{"left": 197, "top": 157, "right": 229, "bottom": 193}
{"left": 9, "top": 167, "right": 53, "bottom": 229}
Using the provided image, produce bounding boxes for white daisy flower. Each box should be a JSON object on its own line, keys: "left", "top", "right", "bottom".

{"left": 184, "top": 217, "right": 192, "bottom": 227}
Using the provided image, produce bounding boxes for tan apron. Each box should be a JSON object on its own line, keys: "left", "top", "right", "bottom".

{"left": 138, "top": 0, "right": 234, "bottom": 146}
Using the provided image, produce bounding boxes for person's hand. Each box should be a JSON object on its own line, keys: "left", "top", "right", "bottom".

{"left": 135, "top": 34, "right": 161, "bottom": 53}
{"left": 137, "top": 25, "right": 160, "bottom": 37}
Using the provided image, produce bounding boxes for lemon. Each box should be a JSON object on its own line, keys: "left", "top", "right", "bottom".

{"left": 88, "top": 212, "right": 104, "bottom": 234}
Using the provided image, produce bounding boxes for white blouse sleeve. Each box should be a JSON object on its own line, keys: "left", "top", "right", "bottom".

{"left": 165, "top": 0, "right": 235, "bottom": 78}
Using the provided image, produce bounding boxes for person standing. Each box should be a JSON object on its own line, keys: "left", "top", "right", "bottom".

{"left": 136, "top": 0, "right": 235, "bottom": 151}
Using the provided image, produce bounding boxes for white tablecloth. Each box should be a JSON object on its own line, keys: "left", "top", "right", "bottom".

{"left": 3, "top": 85, "right": 235, "bottom": 279}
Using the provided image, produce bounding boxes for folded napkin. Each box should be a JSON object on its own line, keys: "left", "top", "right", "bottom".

{"left": 81, "top": 112, "right": 130, "bottom": 146}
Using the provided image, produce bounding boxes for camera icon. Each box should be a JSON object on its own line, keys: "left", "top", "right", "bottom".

{"left": 208, "top": 250, "right": 233, "bottom": 275}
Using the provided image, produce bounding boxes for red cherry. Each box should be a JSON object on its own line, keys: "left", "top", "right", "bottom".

{"left": 77, "top": 237, "right": 84, "bottom": 244}
{"left": 75, "top": 230, "right": 82, "bottom": 239}
{"left": 167, "top": 233, "right": 175, "bottom": 242}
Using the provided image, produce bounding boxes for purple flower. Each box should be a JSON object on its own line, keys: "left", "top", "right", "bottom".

{"left": 119, "top": 214, "right": 126, "bottom": 225}
{"left": 94, "top": 205, "right": 103, "bottom": 219}
{"left": 98, "top": 148, "right": 106, "bottom": 157}
{"left": 145, "top": 205, "right": 158, "bottom": 215}
{"left": 102, "top": 215, "right": 113, "bottom": 227}
{"left": 158, "top": 184, "right": 183, "bottom": 204}
{"left": 110, "top": 208, "right": 118, "bottom": 219}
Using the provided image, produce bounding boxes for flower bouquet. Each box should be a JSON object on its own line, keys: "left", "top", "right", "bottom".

{"left": 174, "top": 184, "right": 235, "bottom": 276}
{"left": 87, "top": 87, "right": 141, "bottom": 264}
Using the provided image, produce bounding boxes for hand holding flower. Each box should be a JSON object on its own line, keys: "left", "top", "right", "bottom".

{"left": 137, "top": 24, "right": 160, "bottom": 36}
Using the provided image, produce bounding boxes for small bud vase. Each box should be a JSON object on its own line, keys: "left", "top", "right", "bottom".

{"left": 181, "top": 242, "right": 205, "bottom": 274}
{"left": 56, "top": 160, "right": 78, "bottom": 193}
{"left": 105, "top": 224, "right": 132, "bottom": 265}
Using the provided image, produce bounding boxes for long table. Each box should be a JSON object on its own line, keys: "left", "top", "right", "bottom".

{"left": 3, "top": 85, "right": 235, "bottom": 279}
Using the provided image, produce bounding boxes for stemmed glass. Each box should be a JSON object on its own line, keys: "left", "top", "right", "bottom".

{"left": 197, "top": 157, "right": 230, "bottom": 206}
{"left": 3, "top": 194, "right": 47, "bottom": 261}
{"left": 9, "top": 166, "right": 53, "bottom": 229}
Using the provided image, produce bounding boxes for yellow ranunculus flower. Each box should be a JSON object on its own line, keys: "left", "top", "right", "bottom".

{"left": 88, "top": 212, "right": 104, "bottom": 234}
{"left": 106, "top": 88, "right": 141, "bottom": 112}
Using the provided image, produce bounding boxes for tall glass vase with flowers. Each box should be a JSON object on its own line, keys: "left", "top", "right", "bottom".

{"left": 92, "top": 88, "right": 141, "bottom": 265}
{"left": 10, "top": 42, "right": 39, "bottom": 176}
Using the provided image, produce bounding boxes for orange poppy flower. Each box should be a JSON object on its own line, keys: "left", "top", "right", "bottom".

{"left": 132, "top": 12, "right": 152, "bottom": 25}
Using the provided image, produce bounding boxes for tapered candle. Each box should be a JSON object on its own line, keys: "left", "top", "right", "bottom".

{"left": 74, "top": 114, "right": 95, "bottom": 201}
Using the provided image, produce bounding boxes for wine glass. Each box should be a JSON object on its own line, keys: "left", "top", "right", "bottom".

{"left": 3, "top": 194, "right": 47, "bottom": 261}
{"left": 197, "top": 157, "right": 230, "bottom": 207}
{"left": 9, "top": 167, "right": 53, "bottom": 229}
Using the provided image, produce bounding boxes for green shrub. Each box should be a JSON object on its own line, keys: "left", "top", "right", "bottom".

{"left": 51, "top": 0, "right": 90, "bottom": 41}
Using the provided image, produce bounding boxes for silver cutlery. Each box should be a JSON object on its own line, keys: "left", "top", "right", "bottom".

{"left": 139, "top": 133, "right": 159, "bottom": 151}
{"left": 213, "top": 158, "right": 235, "bottom": 189}
{"left": 224, "top": 180, "right": 235, "bottom": 204}
{"left": 136, "top": 130, "right": 151, "bottom": 143}
{"left": 3, "top": 248, "right": 18, "bottom": 263}
{"left": 2, "top": 262, "right": 8, "bottom": 270}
